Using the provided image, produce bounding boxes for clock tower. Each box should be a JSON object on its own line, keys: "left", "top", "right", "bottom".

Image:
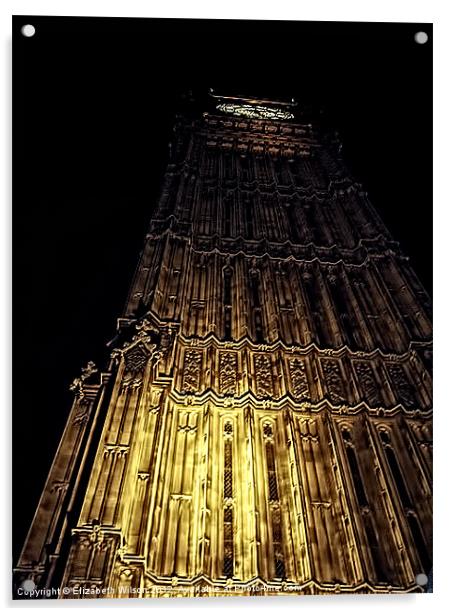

{"left": 14, "top": 93, "right": 432, "bottom": 597}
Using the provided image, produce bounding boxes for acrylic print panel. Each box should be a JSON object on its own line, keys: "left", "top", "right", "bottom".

{"left": 12, "top": 16, "right": 432, "bottom": 599}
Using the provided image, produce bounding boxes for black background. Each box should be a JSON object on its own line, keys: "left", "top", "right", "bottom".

{"left": 12, "top": 16, "right": 432, "bottom": 562}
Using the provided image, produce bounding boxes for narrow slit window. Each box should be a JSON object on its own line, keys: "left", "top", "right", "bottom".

{"left": 263, "top": 423, "right": 285, "bottom": 579}
{"left": 223, "top": 268, "right": 233, "bottom": 340}
{"left": 343, "top": 428, "right": 388, "bottom": 582}
{"left": 223, "top": 422, "right": 234, "bottom": 578}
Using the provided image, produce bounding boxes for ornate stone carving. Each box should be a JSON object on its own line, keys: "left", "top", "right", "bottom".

{"left": 69, "top": 361, "right": 98, "bottom": 399}
{"left": 254, "top": 354, "right": 273, "bottom": 397}
{"left": 121, "top": 374, "right": 143, "bottom": 390}
{"left": 288, "top": 357, "right": 309, "bottom": 399}
{"left": 321, "top": 358, "right": 345, "bottom": 403}
{"left": 50, "top": 480, "right": 70, "bottom": 495}
{"left": 159, "top": 324, "right": 177, "bottom": 364}
{"left": 72, "top": 400, "right": 91, "bottom": 426}
{"left": 134, "top": 317, "right": 160, "bottom": 341}
{"left": 88, "top": 525, "right": 107, "bottom": 551}
{"left": 219, "top": 352, "right": 238, "bottom": 395}
{"left": 387, "top": 363, "right": 416, "bottom": 408}
{"left": 182, "top": 349, "right": 203, "bottom": 392}
{"left": 104, "top": 443, "right": 129, "bottom": 457}
{"left": 124, "top": 343, "right": 150, "bottom": 375}
{"left": 298, "top": 418, "right": 319, "bottom": 443}
{"left": 354, "top": 361, "right": 381, "bottom": 406}
{"left": 177, "top": 422, "right": 198, "bottom": 434}
{"left": 75, "top": 525, "right": 114, "bottom": 554}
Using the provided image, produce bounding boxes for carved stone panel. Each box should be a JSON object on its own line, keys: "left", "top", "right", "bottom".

{"left": 321, "top": 358, "right": 345, "bottom": 403}
{"left": 254, "top": 354, "right": 273, "bottom": 397}
{"left": 353, "top": 360, "right": 381, "bottom": 407}
{"left": 288, "top": 357, "right": 310, "bottom": 400}
{"left": 182, "top": 349, "right": 203, "bottom": 393}
{"left": 66, "top": 528, "right": 117, "bottom": 584}
{"left": 298, "top": 418, "right": 319, "bottom": 443}
{"left": 219, "top": 352, "right": 238, "bottom": 395}
{"left": 124, "top": 343, "right": 150, "bottom": 375}
{"left": 386, "top": 363, "right": 416, "bottom": 408}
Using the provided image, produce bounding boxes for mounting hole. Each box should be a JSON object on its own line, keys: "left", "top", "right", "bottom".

{"left": 21, "top": 24, "right": 36, "bottom": 38}
{"left": 416, "top": 572, "right": 428, "bottom": 586}
{"left": 414, "top": 31, "right": 428, "bottom": 45}
{"left": 21, "top": 579, "right": 36, "bottom": 591}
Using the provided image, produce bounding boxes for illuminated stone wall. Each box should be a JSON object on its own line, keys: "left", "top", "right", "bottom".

{"left": 14, "top": 98, "right": 432, "bottom": 597}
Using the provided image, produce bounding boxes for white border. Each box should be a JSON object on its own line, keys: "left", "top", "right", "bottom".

{"left": 2, "top": 1, "right": 448, "bottom": 614}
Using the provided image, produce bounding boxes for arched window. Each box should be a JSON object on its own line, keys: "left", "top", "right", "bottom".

{"left": 223, "top": 267, "right": 233, "bottom": 340}
{"left": 223, "top": 421, "right": 234, "bottom": 578}
{"left": 343, "top": 427, "right": 387, "bottom": 582}
{"left": 263, "top": 423, "right": 285, "bottom": 579}
{"left": 378, "top": 428, "right": 431, "bottom": 574}
{"left": 250, "top": 270, "right": 264, "bottom": 343}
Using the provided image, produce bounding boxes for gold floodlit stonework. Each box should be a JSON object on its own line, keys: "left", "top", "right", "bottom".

{"left": 14, "top": 94, "right": 432, "bottom": 598}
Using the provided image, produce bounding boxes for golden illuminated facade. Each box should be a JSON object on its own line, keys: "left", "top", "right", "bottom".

{"left": 14, "top": 94, "right": 432, "bottom": 597}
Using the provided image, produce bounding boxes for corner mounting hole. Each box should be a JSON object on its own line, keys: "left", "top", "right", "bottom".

{"left": 21, "top": 24, "right": 36, "bottom": 38}
{"left": 414, "top": 31, "right": 428, "bottom": 45}
{"left": 416, "top": 572, "right": 428, "bottom": 586}
{"left": 21, "top": 579, "right": 36, "bottom": 591}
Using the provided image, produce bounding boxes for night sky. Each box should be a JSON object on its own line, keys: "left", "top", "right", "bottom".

{"left": 12, "top": 17, "right": 432, "bottom": 562}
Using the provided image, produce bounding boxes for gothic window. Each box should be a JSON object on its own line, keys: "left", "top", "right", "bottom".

{"left": 223, "top": 507, "right": 234, "bottom": 578}
{"left": 278, "top": 265, "right": 293, "bottom": 309}
{"left": 361, "top": 512, "right": 388, "bottom": 583}
{"left": 224, "top": 439, "right": 233, "bottom": 498}
{"left": 406, "top": 513, "right": 432, "bottom": 575}
{"left": 239, "top": 154, "right": 253, "bottom": 183}
{"left": 223, "top": 192, "right": 233, "bottom": 237}
{"left": 223, "top": 267, "right": 233, "bottom": 340}
{"left": 223, "top": 421, "right": 234, "bottom": 578}
{"left": 304, "top": 201, "right": 330, "bottom": 246}
{"left": 330, "top": 198, "right": 358, "bottom": 248}
{"left": 254, "top": 310, "right": 264, "bottom": 344}
{"left": 249, "top": 270, "right": 264, "bottom": 343}
{"left": 342, "top": 427, "right": 387, "bottom": 582}
{"left": 303, "top": 271, "right": 329, "bottom": 347}
{"left": 243, "top": 193, "right": 254, "bottom": 239}
{"left": 378, "top": 428, "right": 430, "bottom": 573}
{"left": 349, "top": 272, "right": 385, "bottom": 349}
{"left": 224, "top": 308, "right": 232, "bottom": 341}
{"left": 223, "top": 268, "right": 232, "bottom": 306}
{"left": 310, "top": 156, "right": 327, "bottom": 189}
{"left": 265, "top": 440, "right": 279, "bottom": 501}
{"left": 263, "top": 422, "right": 285, "bottom": 579}
{"left": 285, "top": 202, "right": 300, "bottom": 243}
{"left": 250, "top": 271, "right": 261, "bottom": 308}
{"left": 379, "top": 429, "right": 412, "bottom": 509}
{"left": 204, "top": 148, "right": 218, "bottom": 178}
{"left": 222, "top": 151, "right": 236, "bottom": 181}
{"left": 198, "top": 187, "right": 214, "bottom": 235}
{"left": 327, "top": 273, "right": 360, "bottom": 350}
{"left": 342, "top": 429, "right": 368, "bottom": 507}
{"left": 410, "top": 422, "right": 432, "bottom": 468}
{"left": 256, "top": 153, "right": 271, "bottom": 184}
{"left": 304, "top": 203, "right": 318, "bottom": 244}
{"left": 288, "top": 158, "right": 301, "bottom": 186}
{"left": 376, "top": 263, "right": 423, "bottom": 337}
{"left": 189, "top": 301, "right": 205, "bottom": 337}
{"left": 271, "top": 507, "right": 285, "bottom": 579}
{"left": 273, "top": 156, "right": 291, "bottom": 186}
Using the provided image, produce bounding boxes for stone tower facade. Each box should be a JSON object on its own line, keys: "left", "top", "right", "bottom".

{"left": 14, "top": 94, "right": 432, "bottom": 597}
